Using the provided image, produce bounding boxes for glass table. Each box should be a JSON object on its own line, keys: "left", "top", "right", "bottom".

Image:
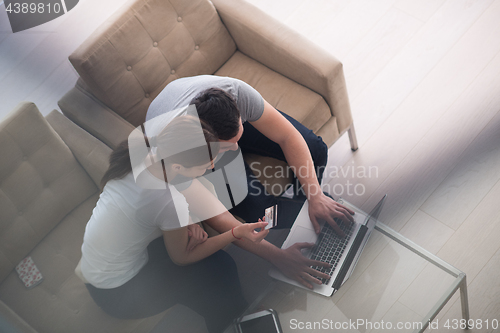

{"left": 226, "top": 199, "right": 470, "bottom": 333}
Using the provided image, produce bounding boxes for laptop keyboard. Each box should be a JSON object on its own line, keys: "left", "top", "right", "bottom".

{"left": 309, "top": 219, "right": 355, "bottom": 284}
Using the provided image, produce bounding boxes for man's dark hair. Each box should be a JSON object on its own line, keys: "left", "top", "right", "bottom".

{"left": 190, "top": 88, "right": 241, "bottom": 140}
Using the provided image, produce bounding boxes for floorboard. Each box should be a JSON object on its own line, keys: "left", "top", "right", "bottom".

{"left": 394, "top": 0, "right": 447, "bottom": 22}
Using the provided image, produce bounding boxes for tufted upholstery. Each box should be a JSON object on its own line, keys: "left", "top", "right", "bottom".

{"left": 69, "top": 0, "right": 236, "bottom": 127}
{"left": 0, "top": 103, "right": 96, "bottom": 284}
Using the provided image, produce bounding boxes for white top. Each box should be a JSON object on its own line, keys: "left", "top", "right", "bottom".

{"left": 80, "top": 172, "right": 189, "bottom": 289}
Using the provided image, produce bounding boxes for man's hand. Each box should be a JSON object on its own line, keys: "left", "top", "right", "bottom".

{"left": 308, "top": 194, "right": 355, "bottom": 236}
{"left": 272, "top": 243, "right": 331, "bottom": 289}
{"left": 186, "top": 224, "right": 208, "bottom": 252}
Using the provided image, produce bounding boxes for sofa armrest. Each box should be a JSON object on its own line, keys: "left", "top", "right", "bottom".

{"left": 46, "top": 110, "right": 112, "bottom": 189}
{"left": 58, "top": 80, "right": 135, "bottom": 150}
{"left": 211, "top": 0, "right": 353, "bottom": 132}
{"left": 0, "top": 300, "right": 38, "bottom": 333}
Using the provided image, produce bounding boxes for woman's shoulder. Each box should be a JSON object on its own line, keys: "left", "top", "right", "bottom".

{"left": 101, "top": 172, "right": 172, "bottom": 205}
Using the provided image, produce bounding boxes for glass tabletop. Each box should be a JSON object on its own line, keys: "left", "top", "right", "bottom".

{"left": 226, "top": 199, "right": 469, "bottom": 333}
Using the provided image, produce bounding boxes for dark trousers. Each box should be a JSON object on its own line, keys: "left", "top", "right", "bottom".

{"left": 86, "top": 237, "right": 247, "bottom": 333}
{"left": 230, "top": 111, "right": 328, "bottom": 226}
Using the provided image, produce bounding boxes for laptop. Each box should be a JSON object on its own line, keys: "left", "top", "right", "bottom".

{"left": 269, "top": 195, "right": 387, "bottom": 296}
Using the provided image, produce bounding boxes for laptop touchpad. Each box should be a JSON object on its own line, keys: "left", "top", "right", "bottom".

{"left": 283, "top": 226, "right": 318, "bottom": 250}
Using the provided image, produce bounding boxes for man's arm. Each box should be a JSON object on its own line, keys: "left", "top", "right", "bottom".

{"left": 249, "top": 100, "right": 355, "bottom": 234}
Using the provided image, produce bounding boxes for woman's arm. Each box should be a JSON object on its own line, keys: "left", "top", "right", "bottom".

{"left": 186, "top": 223, "right": 208, "bottom": 252}
{"left": 179, "top": 178, "right": 227, "bottom": 222}
{"left": 178, "top": 176, "right": 331, "bottom": 288}
{"left": 179, "top": 178, "right": 288, "bottom": 268}
{"left": 163, "top": 220, "right": 268, "bottom": 266}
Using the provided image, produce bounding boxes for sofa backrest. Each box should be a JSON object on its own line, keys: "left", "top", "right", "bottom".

{"left": 0, "top": 103, "right": 97, "bottom": 284}
{"left": 69, "top": 0, "right": 237, "bottom": 127}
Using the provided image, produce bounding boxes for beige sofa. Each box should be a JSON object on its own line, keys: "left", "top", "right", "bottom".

{"left": 0, "top": 102, "right": 205, "bottom": 333}
{"left": 58, "top": 0, "right": 357, "bottom": 194}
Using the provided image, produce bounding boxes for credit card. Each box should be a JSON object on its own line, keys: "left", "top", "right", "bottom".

{"left": 264, "top": 204, "right": 278, "bottom": 229}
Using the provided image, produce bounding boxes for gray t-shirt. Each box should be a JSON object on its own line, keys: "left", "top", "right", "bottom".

{"left": 146, "top": 75, "right": 265, "bottom": 128}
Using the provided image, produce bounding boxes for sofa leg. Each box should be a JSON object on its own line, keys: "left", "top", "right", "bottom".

{"left": 348, "top": 125, "right": 359, "bottom": 151}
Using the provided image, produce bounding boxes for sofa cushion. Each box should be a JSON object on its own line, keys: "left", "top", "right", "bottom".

{"left": 45, "top": 110, "right": 113, "bottom": 188}
{"left": 69, "top": 0, "right": 236, "bottom": 127}
{"left": 0, "top": 103, "right": 97, "bottom": 284}
{"left": 215, "top": 51, "right": 335, "bottom": 136}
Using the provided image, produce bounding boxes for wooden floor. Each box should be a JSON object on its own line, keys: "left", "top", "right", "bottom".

{"left": 2, "top": 0, "right": 500, "bottom": 332}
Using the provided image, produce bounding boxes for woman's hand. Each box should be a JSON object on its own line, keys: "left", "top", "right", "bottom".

{"left": 186, "top": 223, "right": 208, "bottom": 252}
{"left": 233, "top": 220, "right": 269, "bottom": 243}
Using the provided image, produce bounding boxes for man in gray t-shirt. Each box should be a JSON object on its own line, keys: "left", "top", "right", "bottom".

{"left": 146, "top": 75, "right": 356, "bottom": 290}
{"left": 147, "top": 75, "right": 264, "bottom": 125}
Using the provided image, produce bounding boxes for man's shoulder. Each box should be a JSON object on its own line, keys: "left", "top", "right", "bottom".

{"left": 169, "top": 74, "right": 237, "bottom": 86}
